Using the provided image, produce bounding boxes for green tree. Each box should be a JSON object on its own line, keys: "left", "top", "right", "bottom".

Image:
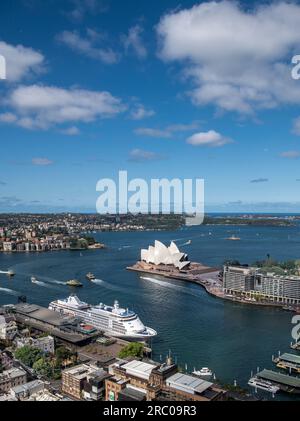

{"left": 118, "top": 342, "right": 144, "bottom": 359}
{"left": 15, "top": 346, "right": 42, "bottom": 367}
{"left": 55, "top": 346, "right": 73, "bottom": 366}
{"left": 32, "top": 358, "right": 52, "bottom": 378}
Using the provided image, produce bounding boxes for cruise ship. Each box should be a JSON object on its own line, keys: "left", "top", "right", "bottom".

{"left": 49, "top": 295, "right": 157, "bottom": 340}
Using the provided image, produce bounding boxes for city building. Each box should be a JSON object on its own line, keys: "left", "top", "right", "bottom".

{"left": 0, "top": 315, "right": 18, "bottom": 341}
{"left": 223, "top": 266, "right": 300, "bottom": 305}
{"left": 255, "top": 273, "right": 300, "bottom": 304}
{"left": 223, "top": 266, "right": 257, "bottom": 292}
{"left": 16, "top": 335, "right": 55, "bottom": 354}
{"left": 62, "top": 363, "right": 107, "bottom": 400}
{"left": 0, "top": 393, "right": 18, "bottom": 401}
{"left": 105, "top": 358, "right": 226, "bottom": 402}
{"left": 165, "top": 373, "right": 226, "bottom": 401}
{"left": 0, "top": 367, "right": 27, "bottom": 393}
{"left": 27, "top": 390, "right": 62, "bottom": 401}
{"left": 10, "top": 380, "right": 45, "bottom": 401}
{"left": 0, "top": 351, "right": 14, "bottom": 370}
{"left": 82, "top": 369, "right": 111, "bottom": 401}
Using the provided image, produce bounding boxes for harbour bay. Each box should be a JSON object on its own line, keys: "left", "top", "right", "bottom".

{"left": 0, "top": 223, "right": 299, "bottom": 400}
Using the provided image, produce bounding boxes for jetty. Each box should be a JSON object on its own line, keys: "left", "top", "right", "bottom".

{"left": 273, "top": 353, "right": 300, "bottom": 374}
{"left": 291, "top": 342, "right": 300, "bottom": 352}
{"left": 255, "top": 369, "right": 300, "bottom": 394}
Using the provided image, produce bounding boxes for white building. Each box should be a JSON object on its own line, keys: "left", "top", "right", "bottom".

{"left": 16, "top": 335, "right": 55, "bottom": 354}
{"left": 11, "top": 380, "right": 45, "bottom": 400}
{"left": 141, "top": 241, "right": 190, "bottom": 270}
{"left": 0, "top": 315, "right": 18, "bottom": 341}
{"left": 3, "top": 242, "right": 13, "bottom": 252}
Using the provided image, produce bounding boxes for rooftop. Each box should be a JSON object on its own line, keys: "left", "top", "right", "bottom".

{"left": 278, "top": 353, "right": 300, "bottom": 366}
{"left": 122, "top": 360, "right": 158, "bottom": 381}
{"left": 11, "top": 380, "right": 44, "bottom": 395}
{"left": 0, "top": 367, "right": 26, "bottom": 382}
{"left": 118, "top": 386, "right": 146, "bottom": 401}
{"left": 166, "top": 373, "right": 213, "bottom": 395}
{"left": 14, "top": 303, "right": 72, "bottom": 327}
{"left": 63, "top": 364, "right": 102, "bottom": 380}
{"left": 257, "top": 370, "right": 300, "bottom": 388}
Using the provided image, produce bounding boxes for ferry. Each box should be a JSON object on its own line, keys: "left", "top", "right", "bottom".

{"left": 193, "top": 367, "right": 213, "bottom": 377}
{"left": 248, "top": 377, "right": 280, "bottom": 394}
{"left": 226, "top": 235, "right": 241, "bottom": 241}
{"left": 66, "top": 280, "right": 83, "bottom": 288}
{"left": 49, "top": 295, "right": 157, "bottom": 340}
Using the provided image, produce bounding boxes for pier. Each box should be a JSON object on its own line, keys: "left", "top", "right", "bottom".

{"left": 256, "top": 369, "right": 300, "bottom": 394}
{"left": 127, "top": 261, "right": 221, "bottom": 295}
{"left": 9, "top": 303, "right": 101, "bottom": 347}
{"left": 273, "top": 353, "right": 300, "bottom": 374}
{"left": 291, "top": 342, "right": 300, "bottom": 352}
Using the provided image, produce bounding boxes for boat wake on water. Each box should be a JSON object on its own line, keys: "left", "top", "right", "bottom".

{"left": 0, "top": 287, "right": 20, "bottom": 296}
{"left": 92, "top": 279, "right": 135, "bottom": 294}
{"left": 140, "top": 276, "right": 202, "bottom": 298}
{"left": 32, "top": 280, "right": 50, "bottom": 288}
{"left": 41, "top": 278, "right": 66, "bottom": 286}
{"left": 29, "top": 276, "right": 62, "bottom": 290}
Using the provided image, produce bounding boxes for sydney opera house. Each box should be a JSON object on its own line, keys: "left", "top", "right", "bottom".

{"left": 141, "top": 241, "right": 190, "bottom": 270}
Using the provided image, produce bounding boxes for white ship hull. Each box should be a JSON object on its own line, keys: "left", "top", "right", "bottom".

{"left": 49, "top": 295, "right": 157, "bottom": 341}
{"left": 104, "top": 328, "right": 157, "bottom": 341}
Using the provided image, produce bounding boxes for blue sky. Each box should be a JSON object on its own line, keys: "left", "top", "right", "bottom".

{"left": 1, "top": 0, "right": 300, "bottom": 213}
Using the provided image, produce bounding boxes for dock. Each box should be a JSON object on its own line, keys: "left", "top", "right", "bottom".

{"left": 291, "top": 342, "right": 300, "bottom": 352}
{"left": 127, "top": 261, "right": 222, "bottom": 295}
{"left": 10, "top": 303, "right": 101, "bottom": 348}
{"left": 256, "top": 369, "right": 300, "bottom": 394}
{"left": 273, "top": 353, "right": 300, "bottom": 374}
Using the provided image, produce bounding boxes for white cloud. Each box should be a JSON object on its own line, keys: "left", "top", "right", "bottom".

{"left": 186, "top": 130, "right": 232, "bottom": 147}
{"left": 134, "top": 121, "right": 200, "bottom": 138}
{"left": 1, "top": 84, "right": 126, "bottom": 130}
{"left": 66, "top": 0, "right": 108, "bottom": 22}
{"left": 280, "top": 150, "right": 300, "bottom": 159}
{"left": 134, "top": 127, "right": 172, "bottom": 138}
{"left": 0, "top": 41, "right": 44, "bottom": 82}
{"left": 130, "top": 104, "right": 155, "bottom": 120}
{"left": 128, "top": 148, "right": 165, "bottom": 162}
{"left": 0, "top": 112, "right": 17, "bottom": 123}
{"left": 32, "top": 157, "right": 54, "bottom": 166}
{"left": 250, "top": 178, "right": 269, "bottom": 184}
{"left": 60, "top": 126, "right": 80, "bottom": 136}
{"left": 122, "top": 25, "right": 147, "bottom": 59}
{"left": 57, "top": 30, "right": 118, "bottom": 64}
{"left": 292, "top": 117, "right": 300, "bottom": 135}
{"left": 157, "top": 1, "right": 300, "bottom": 114}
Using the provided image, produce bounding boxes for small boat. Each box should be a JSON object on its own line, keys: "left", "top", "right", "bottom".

{"left": 7, "top": 270, "right": 15, "bottom": 277}
{"left": 86, "top": 272, "right": 96, "bottom": 281}
{"left": 31, "top": 276, "right": 38, "bottom": 284}
{"left": 193, "top": 367, "right": 213, "bottom": 377}
{"left": 66, "top": 279, "right": 83, "bottom": 288}
{"left": 248, "top": 377, "right": 280, "bottom": 394}
{"left": 226, "top": 235, "right": 241, "bottom": 241}
{"left": 283, "top": 306, "right": 294, "bottom": 312}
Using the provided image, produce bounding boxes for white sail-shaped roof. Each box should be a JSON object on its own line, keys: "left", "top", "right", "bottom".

{"left": 141, "top": 240, "right": 190, "bottom": 270}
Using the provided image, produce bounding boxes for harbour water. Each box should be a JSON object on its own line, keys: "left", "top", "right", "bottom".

{"left": 0, "top": 223, "right": 299, "bottom": 400}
